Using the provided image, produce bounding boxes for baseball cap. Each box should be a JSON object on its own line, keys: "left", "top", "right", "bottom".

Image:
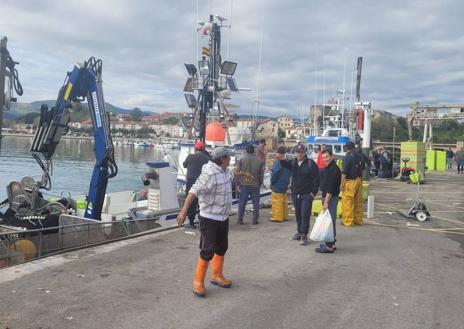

{"left": 294, "top": 144, "right": 306, "bottom": 153}
{"left": 211, "top": 146, "right": 231, "bottom": 159}
{"left": 276, "top": 146, "right": 286, "bottom": 154}
{"left": 194, "top": 141, "right": 205, "bottom": 150}
{"left": 345, "top": 141, "right": 356, "bottom": 150}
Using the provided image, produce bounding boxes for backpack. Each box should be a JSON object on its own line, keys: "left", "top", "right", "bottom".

{"left": 382, "top": 151, "right": 390, "bottom": 163}
{"left": 349, "top": 152, "right": 365, "bottom": 178}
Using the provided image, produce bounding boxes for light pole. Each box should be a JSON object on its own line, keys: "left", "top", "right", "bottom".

{"left": 183, "top": 15, "right": 238, "bottom": 144}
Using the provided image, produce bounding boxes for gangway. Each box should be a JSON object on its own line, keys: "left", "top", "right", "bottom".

{"left": 407, "top": 102, "right": 464, "bottom": 149}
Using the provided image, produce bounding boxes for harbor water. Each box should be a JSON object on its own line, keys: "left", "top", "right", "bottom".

{"left": 0, "top": 135, "right": 173, "bottom": 201}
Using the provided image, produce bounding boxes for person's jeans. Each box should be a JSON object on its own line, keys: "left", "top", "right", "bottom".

{"left": 186, "top": 178, "right": 199, "bottom": 226}
{"left": 380, "top": 162, "right": 388, "bottom": 178}
{"left": 291, "top": 193, "right": 313, "bottom": 235}
{"left": 237, "top": 185, "right": 261, "bottom": 224}
{"left": 458, "top": 160, "right": 464, "bottom": 173}
{"left": 447, "top": 158, "right": 452, "bottom": 169}
{"left": 322, "top": 196, "right": 339, "bottom": 247}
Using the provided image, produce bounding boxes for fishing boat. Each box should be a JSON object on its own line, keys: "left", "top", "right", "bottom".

{"left": 304, "top": 57, "right": 371, "bottom": 160}
{"left": 0, "top": 14, "right": 271, "bottom": 268}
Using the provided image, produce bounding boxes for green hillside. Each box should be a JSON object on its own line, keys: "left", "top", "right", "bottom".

{"left": 6, "top": 100, "right": 156, "bottom": 123}
{"left": 371, "top": 116, "right": 464, "bottom": 143}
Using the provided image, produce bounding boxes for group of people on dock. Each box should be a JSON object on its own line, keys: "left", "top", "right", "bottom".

{"left": 176, "top": 140, "right": 365, "bottom": 297}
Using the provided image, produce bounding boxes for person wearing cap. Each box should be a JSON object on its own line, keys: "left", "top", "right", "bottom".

{"left": 256, "top": 139, "right": 267, "bottom": 163}
{"left": 182, "top": 141, "right": 210, "bottom": 228}
{"left": 236, "top": 144, "right": 265, "bottom": 225}
{"left": 177, "top": 146, "right": 253, "bottom": 297}
{"left": 270, "top": 146, "right": 291, "bottom": 222}
{"left": 277, "top": 143, "right": 320, "bottom": 245}
{"left": 341, "top": 141, "right": 364, "bottom": 227}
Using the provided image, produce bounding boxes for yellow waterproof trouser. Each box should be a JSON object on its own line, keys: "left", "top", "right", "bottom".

{"left": 271, "top": 192, "right": 288, "bottom": 221}
{"left": 342, "top": 177, "right": 363, "bottom": 226}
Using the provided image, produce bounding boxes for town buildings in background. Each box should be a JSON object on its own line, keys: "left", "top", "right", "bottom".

{"left": 5, "top": 112, "right": 300, "bottom": 139}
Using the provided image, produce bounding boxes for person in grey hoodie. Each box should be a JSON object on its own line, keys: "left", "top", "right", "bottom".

{"left": 236, "top": 144, "right": 265, "bottom": 225}
{"left": 455, "top": 148, "right": 464, "bottom": 174}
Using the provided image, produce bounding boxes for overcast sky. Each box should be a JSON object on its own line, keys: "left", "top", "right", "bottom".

{"left": 1, "top": 0, "right": 463, "bottom": 117}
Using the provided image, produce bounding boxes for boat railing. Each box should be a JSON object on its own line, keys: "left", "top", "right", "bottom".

{"left": 0, "top": 209, "right": 180, "bottom": 269}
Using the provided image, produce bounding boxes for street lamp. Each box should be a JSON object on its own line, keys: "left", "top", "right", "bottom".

{"left": 184, "top": 63, "right": 197, "bottom": 76}
{"left": 227, "top": 77, "right": 238, "bottom": 92}
{"left": 183, "top": 77, "right": 193, "bottom": 93}
{"left": 184, "top": 94, "right": 197, "bottom": 109}
{"left": 198, "top": 59, "right": 210, "bottom": 76}
{"left": 221, "top": 61, "right": 237, "bottom": 76}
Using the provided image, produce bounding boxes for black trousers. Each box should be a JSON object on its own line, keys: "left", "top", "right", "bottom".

{"left": 186, "top": 178, "right": 199, "bottom": 225}
{"left": 199, "top": 215, "right": 229, "bottom": 261}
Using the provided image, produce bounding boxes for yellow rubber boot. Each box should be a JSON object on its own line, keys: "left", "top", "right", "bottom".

{"left": 210, "top": 254, "right": 232, "bottom": 288}
{"left": 354, "top": 177, "right": 364, "bottom": 225}
{"left": 193, "top": 257, "right": 209, "bottom": 297}
{"left": 283, "top": 193, "right": 289, "bottom": 221}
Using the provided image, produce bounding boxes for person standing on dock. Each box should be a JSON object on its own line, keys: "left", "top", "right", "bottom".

{"left": 277, "top": 144, "right": 320, "bottom": 245}
{"left": 177, "top": 147, "right": 253, "bottom": 297}
{"left": 455, "top": 148, "right": 464, "bottom": 174}
{"left": 316, "top": 144, "right": 328, "bottom": 174}
{"left": 270, "top": 146, "right": 291, "bottom": 222}
{"left": 182, "top": 141, "right": 210, "bottom": 228}
{"left": 256, "top": 139, "right": 267, "bottom": 163}
{"left": 315, "top": 149, "right": 341, "bottom": 253}
{"left": 446, "top": 148, "right": 454, "bottom": 170}
{"left": 341, "top": 141, "right": 364, "bottom": 227}
{"left": 236, "top": 144, "right": 265, "bottom": 225}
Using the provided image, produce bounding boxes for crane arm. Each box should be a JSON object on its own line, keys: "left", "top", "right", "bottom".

{"left": 30, "top": 57, "right": 118, "bottom": 220}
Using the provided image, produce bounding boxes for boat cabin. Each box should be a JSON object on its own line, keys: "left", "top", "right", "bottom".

{"left": 304, "top": 136, "right": 352, "bottom": 159}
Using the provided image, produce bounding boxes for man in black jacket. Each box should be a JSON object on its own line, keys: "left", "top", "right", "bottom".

{"left": 278, "top": 144, "right": 320, "bottom": 245}
{"left": 182, "top": 141, "right": 210, "bottom": 228}
{"left": 315, "top": 149, "right": 341, "bottom": 253}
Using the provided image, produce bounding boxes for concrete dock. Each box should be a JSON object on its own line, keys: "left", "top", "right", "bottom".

{"left": 1, "top": 172, "right": 463, "bottom": 329}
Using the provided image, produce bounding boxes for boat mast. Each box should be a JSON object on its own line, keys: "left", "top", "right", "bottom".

{"left": 313, "top": 68, "right": 318, "bottom": 133}
{"left": 183, "top": 14, "right": 239, "bottom": 143}
{"left": 226, "top": 0, "right": 233, "bottom": 60}
{"left": 341, "top": 48, "right": 347, "bottom": 128}
{"left": 252, "top": 15, "right": 264, "bottom": 138}
{"left": 196, "top": 0, "right": 199, "bottom": 64}
{"left": 322, "top": 57, "right": 326, "bottom": 130}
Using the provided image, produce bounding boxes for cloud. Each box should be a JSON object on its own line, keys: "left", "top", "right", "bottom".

{"left": 1, "top": 0, "right": 463, "bottom": 117}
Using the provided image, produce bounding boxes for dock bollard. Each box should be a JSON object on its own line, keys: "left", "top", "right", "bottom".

{"left": 367, "top": 195, "right": 375, "bottom": 219}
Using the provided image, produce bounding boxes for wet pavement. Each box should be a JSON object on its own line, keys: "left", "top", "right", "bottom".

{"left": 1, "top": 171, "right": 463, "bottom": 329}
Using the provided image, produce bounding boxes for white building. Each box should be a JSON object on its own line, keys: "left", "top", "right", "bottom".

{"left": 276, "top": 115, "right": 294, "bottom": 131}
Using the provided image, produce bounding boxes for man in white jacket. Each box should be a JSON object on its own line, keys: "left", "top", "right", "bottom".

{"left": 177, "top": 147, "right": 252, "bottom": 297}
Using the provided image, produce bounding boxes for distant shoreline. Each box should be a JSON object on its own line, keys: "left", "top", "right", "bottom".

{"left": 1, "top": 132, "right": 93, "bottom": 140}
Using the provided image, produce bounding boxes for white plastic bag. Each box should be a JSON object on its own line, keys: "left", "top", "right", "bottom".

{"left": 309, "top": 210, "right": 334, "bottom": 242}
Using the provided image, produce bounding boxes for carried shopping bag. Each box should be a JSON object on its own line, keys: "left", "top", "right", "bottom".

{"left": 309, "top": 209, "right": 334, "bottom": 242}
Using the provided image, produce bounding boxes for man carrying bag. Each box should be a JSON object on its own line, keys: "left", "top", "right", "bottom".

{"left": 313, "top": 149, "right": 341, "bottom": 253}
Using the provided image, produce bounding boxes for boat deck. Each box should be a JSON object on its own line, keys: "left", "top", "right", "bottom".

{"left": 1, "top": 172, "right": 463, "bottom": 329}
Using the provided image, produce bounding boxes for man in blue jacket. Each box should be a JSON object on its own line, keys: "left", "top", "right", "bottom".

{"left": 270, "top": 146, "right": 291, "bottom": 222}
{"left": 278, "top": 144, "right": 320, "bottom": 245}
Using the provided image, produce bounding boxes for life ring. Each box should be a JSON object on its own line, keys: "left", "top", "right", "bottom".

{"left": 9, "top": 239, "right": 38, "bottom": 261}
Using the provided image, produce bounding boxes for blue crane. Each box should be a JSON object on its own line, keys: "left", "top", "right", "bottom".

{"left": 30, "top": 57, "right": 118, "bottom": 220}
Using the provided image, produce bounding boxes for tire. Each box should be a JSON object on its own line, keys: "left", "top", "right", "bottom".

{"left": 416, "top": 212, "right": 427, "bottom": 222}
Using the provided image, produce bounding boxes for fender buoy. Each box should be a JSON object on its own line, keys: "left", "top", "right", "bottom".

{"left": 10, "top": 239, "right": 37, "bottom": 261}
